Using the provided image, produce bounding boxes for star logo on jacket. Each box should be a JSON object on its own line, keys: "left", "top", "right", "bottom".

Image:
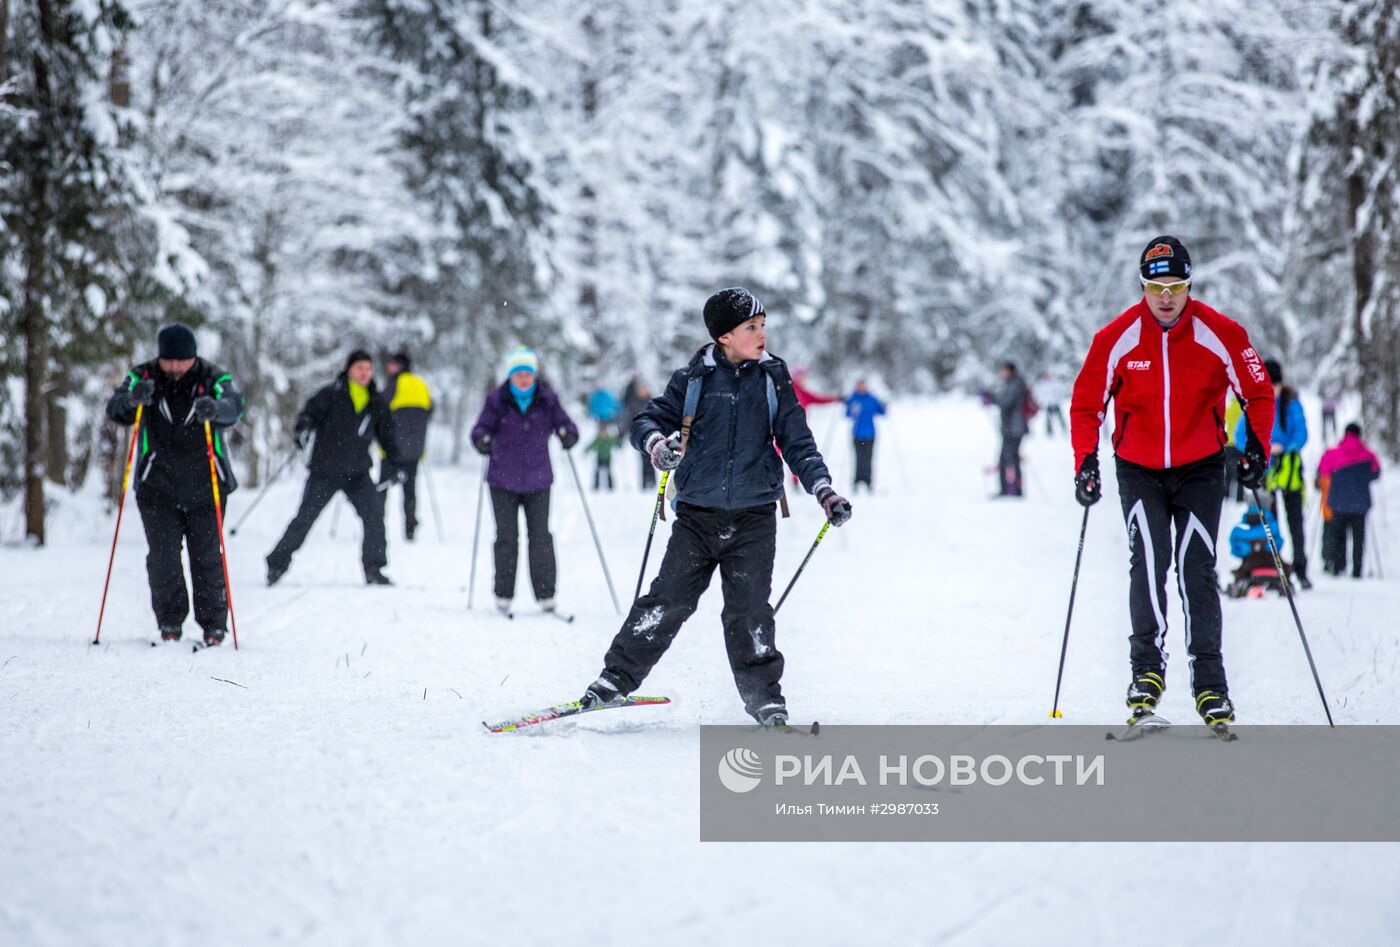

{"left": 1126, "top": 360, "right": 1152, "bottom": 371}
{"left": 1240, "top": 347, "right": 1267, "bottom": 383}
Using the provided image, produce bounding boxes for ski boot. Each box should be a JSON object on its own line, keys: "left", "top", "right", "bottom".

{"left": 1194, "top": 688, "right": 1235, "bottom": 726}
{"left": 495, "top": 597, "right": 512, "bottom": 617}
{"left": 754, "top": 703, "right": 791, "bottom": 730}
{"left": 203, "top": 628, "right": 226, "bottom": 648}
{"left": 364, "top": 568, "right": 393, "bottom": 586}
{"left": 159, "top": 625, "right": 183, "bottom": 642}
{"left": 579, "top": 677, "right": 622, "bottom": 711}
{"left": 1125, "top": 670, "right": 1165, "bottom": 722}
{"left": 539, "top": 597, "right": 557, "bottom": 614}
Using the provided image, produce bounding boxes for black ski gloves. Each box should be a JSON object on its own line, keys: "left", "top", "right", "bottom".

{"left": 1237, "top": 430, "right": 1269, "bottom": 490}
{"left": 192, "top": 396, "right": 219, "bottom": 423}
{"left": 558, "top": 427, "right": 578, "bottom": 450}
{"left": 1074, "top": 454, "right": 1101, "bottom": 507}
{"left": 816, "top": 484, "right": 852, "bottom": 526}
{"left": 472, "top": 433, "right": 492, "bottom": 456}
{"left": 129, "top": 377, "right": 155, "bottom": 406}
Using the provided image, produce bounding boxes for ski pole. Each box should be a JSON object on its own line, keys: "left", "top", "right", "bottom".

{"left": 467, "top": 458, "right": 487, "bottom": 609}
{"left": 203, "top": 418, "right": 240, "bottom": 650}
{"left": 1049, "top": 506, "right": 1090, "bottom": 718}
{"left": 1249, "top": 486, "right": 1333, "bottom": 726}
{"left": 228, "top": 450, "right": 297, "bottom": 537}
{"left": 633, "top": 470, "right": 670, "bottom": 603}
{"left": 774, "top": 521, "right": 830, "bottom": 615}
{"left": 422, "top": 461, "right": 446, "bottom": 540}
{"left": 565, "top": 449, "right": 620, "bottom": 614}
{"left": 93, "top": 397, "right": 145, "bottom": 645}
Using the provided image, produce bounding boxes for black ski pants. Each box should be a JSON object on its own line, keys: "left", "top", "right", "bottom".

{"left": 490, "top": 487, "right": 556, "bottom": 601}
{"left": 1277, "top": 488, "right": 1308, "bottom": 581}
{"left": 1116, "top": 453, "right": 1227, "bottom": 691}
{"left": 267, "top": 472, "right": 387, "bottom": 574}
{"left": 1330, "top": 512, "right": 1367, "bottom": 577}
{"left": 137, "top": 490, "right": 227, "bottom": 633}
{"left": 600, "top": 503, "right": 784, "bottom": 720}
{"left": 999, "top": 434, "right": 1023, "bottom": 496}
{"left": 853, "top": 438, "right": 875, "bottom": 489}
{"left": 379, "top": 458, "right": 419, "bottom": 536}
{"left": 593, "top": 460, "right": 614, "bottom": 491}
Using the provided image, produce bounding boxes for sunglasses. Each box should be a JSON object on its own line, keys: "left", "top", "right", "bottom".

{"left": 1140, "top": 276, "right": 1191, "bottom": 297}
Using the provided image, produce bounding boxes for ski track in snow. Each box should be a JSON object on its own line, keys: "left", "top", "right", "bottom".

{"left": 2, "top": 397, "right": 1398, "bottom": 945}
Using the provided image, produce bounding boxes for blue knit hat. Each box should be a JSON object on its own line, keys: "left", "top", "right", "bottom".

{"left": 503, "top": 346, "right": 538, "bottom": 380}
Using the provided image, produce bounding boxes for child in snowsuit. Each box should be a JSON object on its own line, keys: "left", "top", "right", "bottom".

{"left": 580, "top": 288, "right": 852, "bottom": 727}
{"left": 1227, "top": 504, "right": 1287, "bottom": 598}
{"left": 588, "top": 423, "right": 619, "bottom": 491}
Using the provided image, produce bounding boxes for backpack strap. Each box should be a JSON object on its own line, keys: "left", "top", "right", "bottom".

{"left": 766, "top": 367, "right": 789, "bottom": 518}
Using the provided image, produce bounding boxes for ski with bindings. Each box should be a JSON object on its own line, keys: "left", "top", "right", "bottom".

{"left": 483, "top": 695, "right": 671, "bottom": 733}
{"left": 1105, "top": 713, "right": 1172, "bottom": 741}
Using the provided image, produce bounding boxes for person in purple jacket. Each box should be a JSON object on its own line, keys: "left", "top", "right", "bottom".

{"left": 471, "top": 347, "right": 579, "bottom": 614}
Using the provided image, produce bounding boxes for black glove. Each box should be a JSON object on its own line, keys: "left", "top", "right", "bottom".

{"left": 1074, "top": 454, "right": 1101, "bottom": 507}
{"left": 816, "top": 484, "right": 852, "bottom": 527}
{"left": 558, "top": 428, "right": 579, "bottom": 450}
{"left": 473, "top": 434, "right": 492, "bottom": 456}
{"left": 295, "top": 427, "right": 312, "bottom": 450}
{"left": 192, "top": 396, "right": 218, "bottom": 423}
{"left": 129, "top": 378, "right": 155, "bottom": 406}
{"left": 1237, "top": 434, "right": 1268, "bottom": 490}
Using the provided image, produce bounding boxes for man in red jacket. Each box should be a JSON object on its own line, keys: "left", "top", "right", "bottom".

{"left": 1069, "top": 236, "right": 1275, "bottom": 728}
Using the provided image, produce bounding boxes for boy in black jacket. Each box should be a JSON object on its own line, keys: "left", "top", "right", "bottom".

{"left": 580, "top": 288, "right": 852, "bottom": 727}
{"left": 266, "top": 350, "right": 404, "bottom": 586}
{"left": 105, "top": 324, "right": 244, "bottom": 646}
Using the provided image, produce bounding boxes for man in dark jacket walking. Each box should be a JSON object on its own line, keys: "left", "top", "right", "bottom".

{"left": 379, "top": 352, "right": 432, "bottom": 541}
{"left": 105, "top": 324, "right": 244, "bottom": 646}
{"left": 990, "top": 361, "right": 1029, "bottom": 497}
{"left": 266, "top": 350, "right": 404, "bottom": 586}
{"left": 471, "top": 347, "right": 579, "bottom": 613}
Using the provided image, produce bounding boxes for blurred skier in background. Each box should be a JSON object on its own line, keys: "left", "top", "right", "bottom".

{"left": 378, "top": 352, "right": 432, "bottom": 541}
{"left": 845, "top": 379, "right": 886, "bottom": 492}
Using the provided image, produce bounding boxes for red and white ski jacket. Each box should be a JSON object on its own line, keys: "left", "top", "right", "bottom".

{"left": 1070, "top": 299, "right": 1275, "bottom": 471}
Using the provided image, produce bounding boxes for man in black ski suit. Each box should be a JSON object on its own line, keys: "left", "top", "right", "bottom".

{"left": 266, "top": 350, "right": 404, "bottom": 586}
{"left": 105, "top": 324, "right": 244, "bottom": 646}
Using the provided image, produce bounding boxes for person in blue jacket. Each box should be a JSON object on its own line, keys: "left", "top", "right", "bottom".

{"left": 845, "top": 379, "right": 887, "bottom": 492}
{"left": 1234, "top": 358, "right": 1311, "bottom": 588}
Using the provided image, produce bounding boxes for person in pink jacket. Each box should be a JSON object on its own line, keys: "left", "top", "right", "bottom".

{"left": 1317, "top": 423, "right": 1382, "bottom": 577}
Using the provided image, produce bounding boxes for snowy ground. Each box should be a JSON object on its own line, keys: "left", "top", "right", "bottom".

{"left": 3, "top": 396, "right": 1398, "bottom": 945}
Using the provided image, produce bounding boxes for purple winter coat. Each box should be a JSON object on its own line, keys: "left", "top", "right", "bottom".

{"left": 471, "top": 381, "right": 578, "bottom": 495}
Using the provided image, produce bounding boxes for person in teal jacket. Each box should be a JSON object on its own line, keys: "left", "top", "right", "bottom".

{"left": 1234, "top": 358, "right": 1310, "bottom": 587}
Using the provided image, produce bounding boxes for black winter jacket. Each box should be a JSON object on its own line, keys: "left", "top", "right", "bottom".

{"left": 631, "top": 345, "right": 830, "bottom": 511}
{"left": 105, "top": 359, "right": 244, "bottom": 509}
{"left": 296, "top": 374, "right": 401, "bottom": 479}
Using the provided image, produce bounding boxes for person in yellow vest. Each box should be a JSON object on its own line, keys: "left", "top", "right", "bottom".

{"left": 380, "top": 352, "right": 433, "bottom": 541}
{"left": 1223, "top": 392, "right": 1245, "bottom": 501}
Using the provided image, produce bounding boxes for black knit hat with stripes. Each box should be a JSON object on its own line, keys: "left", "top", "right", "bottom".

{"left": 703, "top": 287, "right": 765, "bottom": 341}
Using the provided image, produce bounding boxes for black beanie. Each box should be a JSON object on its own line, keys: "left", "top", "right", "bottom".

{"left": 157, "top": 324, "right": 197, "bottom": 360}
{"left": 703, "top": 287, "right": 765, "bottom": 341}
{"left": 1140, "top": 236, "right": 1192, "bottom": 281}
{"left": 389, "top": 352, "right": 412, "bottom": 371}
{"left": 1263, "top": 358, "right": 1282, "bottom": 384}
{"left": 345, "top": 349, "right": 373, "bottom": 371}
